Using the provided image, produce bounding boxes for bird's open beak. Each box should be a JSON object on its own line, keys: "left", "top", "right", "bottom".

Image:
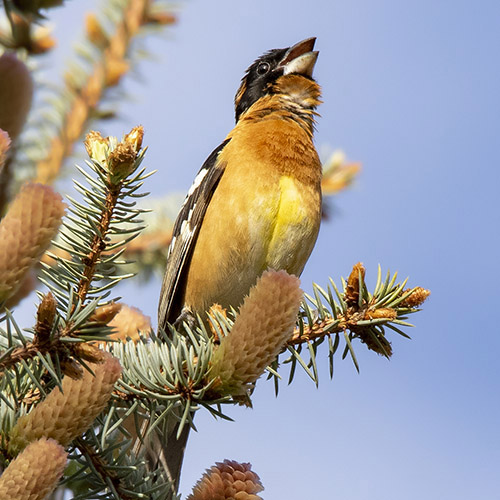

{"left": 280, "top": 37, "right": 319, "bottom": 77}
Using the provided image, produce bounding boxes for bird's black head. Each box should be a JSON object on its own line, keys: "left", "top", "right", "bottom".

{"left": 234, "top": 37, "right": 319, "bottom": 122}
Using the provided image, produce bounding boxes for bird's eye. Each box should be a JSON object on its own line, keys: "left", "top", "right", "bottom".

{"left": 257, "top": 62, "right": 270, "bottom": 75}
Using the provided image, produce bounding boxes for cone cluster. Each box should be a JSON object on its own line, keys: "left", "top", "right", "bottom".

{"left": 188, "top": 459, "right": 263, "bottom": 500}
{"left": 8, "top": 353, "right": 121, "bottom": 454}
{"left": 108, "top": 126, "right": 144, "bottom": 182}
{"left": 210, "top": 270, "right": 303, "bottom": 396}
{"left": 109, "top": 304, "right": 151, "bottom": 342}
{"left": 0, "top": 438, "right": 67, "bottom": 500}
{"left": 401, "top": 287, "right": 430, "bottom": 308}
{"left": 84, "top": 126, "right": 144, "bottom": 184}
{"left": 0, "top": 183, "right": 65, "bottom": 302}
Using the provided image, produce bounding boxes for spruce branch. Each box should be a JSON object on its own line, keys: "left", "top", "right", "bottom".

{"left": 281, "top": 262, "right": 430, "bottom": 381}
{"left": 0, "top": 297, "right": 62, "bottom": 376}
{"left": 111, "top": 326, "right": 220, "bottom": 434}
{"left": 0, "top": 295, "right": 106, "bottom": 383}
{"left": 112, "top": 264, "right": 429, "bottom": 421}
{"left": 73, "top": 128, "right": 143, "bottom": 306}
{"left": 293, "top": 262, "right": 430, "bottom": 353}
{"left": 41, "top": 126, "right": 148, "bottom": 314}
{"left": 72, "top": 436, "right": 137, "bottom": 500}
{"left": 65, "top": 410, "right": 176, "bottom": 499}
{"left": 176, "top": 263, "right": 428, "bottom": 391}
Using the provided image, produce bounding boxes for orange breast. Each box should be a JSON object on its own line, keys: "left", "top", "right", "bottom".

{"left": 183, "top": 117, "right": 322, "bottom": 316}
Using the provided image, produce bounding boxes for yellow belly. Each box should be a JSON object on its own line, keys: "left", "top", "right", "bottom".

{"left": 266, "top": 175, "right": 319, "bottom": 274}
{"left": 184, "top": 173, "right": 321, "bottom": 314}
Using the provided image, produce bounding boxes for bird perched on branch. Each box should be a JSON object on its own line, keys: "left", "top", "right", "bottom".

{"left": 159, "top": 37, "right": 323, "bottom": 332}
{"left": 154, "top": 38, "right": 322, "bottom": 492}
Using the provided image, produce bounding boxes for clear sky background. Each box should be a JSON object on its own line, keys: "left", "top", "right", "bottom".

{"left": 19, "top": 0, "right": 500, "bottom": 498}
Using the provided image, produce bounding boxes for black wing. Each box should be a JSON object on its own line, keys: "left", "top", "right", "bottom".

{"left": 158, "top": 139, "right": 231, "bottom": 330}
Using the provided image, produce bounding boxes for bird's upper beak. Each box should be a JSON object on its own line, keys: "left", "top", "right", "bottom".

{"left": 280, "top": 37, "right": 319, "bottom": 77}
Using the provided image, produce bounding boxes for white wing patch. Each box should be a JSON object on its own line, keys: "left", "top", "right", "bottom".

{"left": 180, "top": 209, "right": 195, "bottom": 239}
{"left": 186, "top": 168, "right": 208, "bottom": 199}
{"left": 167, "top": 175, "right": 206, "bottom": 258}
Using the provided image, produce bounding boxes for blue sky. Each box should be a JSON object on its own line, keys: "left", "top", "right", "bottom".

{"left": 28, "top": 0, "right": 500, "bottom": 498}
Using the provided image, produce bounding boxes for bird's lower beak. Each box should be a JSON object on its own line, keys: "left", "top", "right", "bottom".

{"left": 280, "top": 37, "right": 319, "bottom": 77}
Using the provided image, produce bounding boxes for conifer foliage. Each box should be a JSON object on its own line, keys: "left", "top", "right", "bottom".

{"left": 0, "top": 2, "right": 429, "bottom": 498}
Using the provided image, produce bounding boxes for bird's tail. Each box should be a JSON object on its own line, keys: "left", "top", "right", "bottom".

{"left": 128, "top": 411, "right": 191, "bottom": 499}
{"left": 148, "top": 422, "right": 191, "bottom": 496}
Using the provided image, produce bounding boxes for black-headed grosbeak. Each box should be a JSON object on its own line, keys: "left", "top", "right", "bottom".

{"left": 154, "top": 37, "right": 322, "bottom": 490}
{"left": 158, "top": 37, "right": 322, "bottom": 331}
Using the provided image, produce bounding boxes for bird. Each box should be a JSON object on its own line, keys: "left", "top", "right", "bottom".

{"left": 158, "top": 37, "right": 322, "bottom": 334}
{"left": 152, "top": 38, "right": 322, "bottom": 494}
